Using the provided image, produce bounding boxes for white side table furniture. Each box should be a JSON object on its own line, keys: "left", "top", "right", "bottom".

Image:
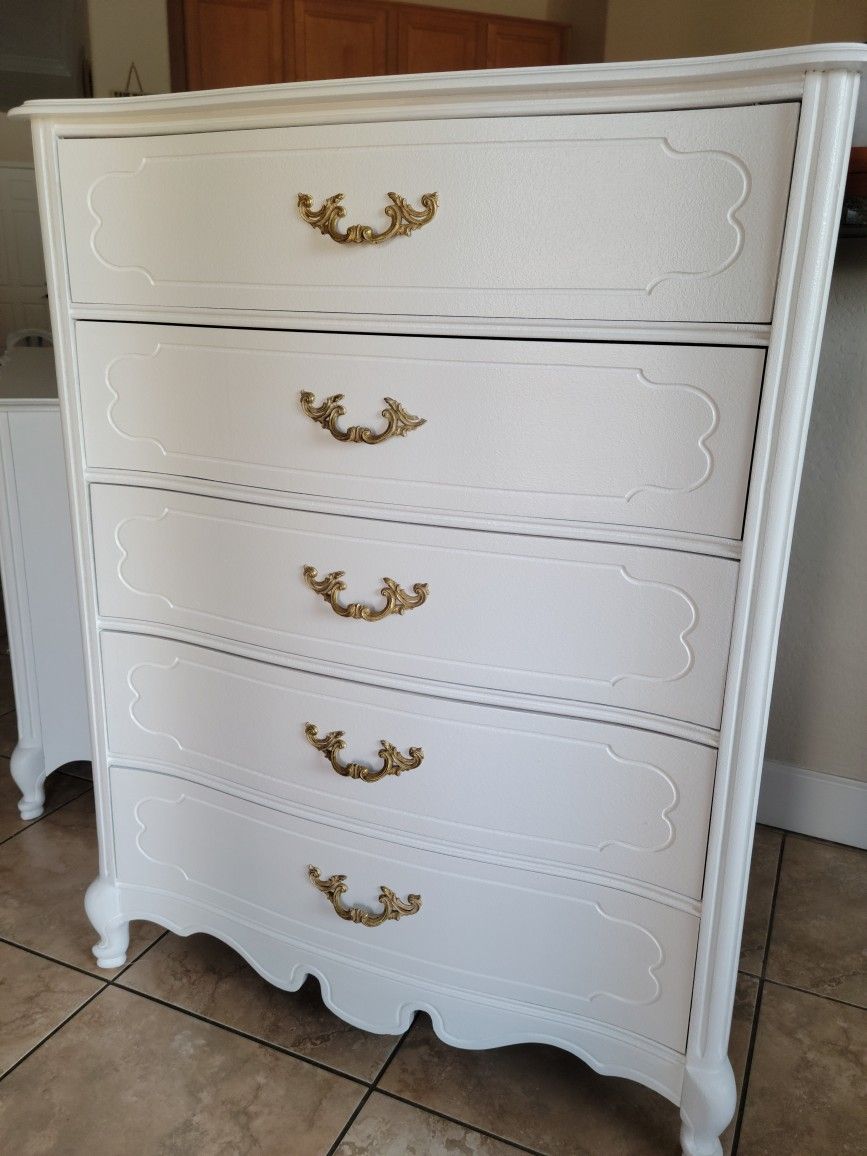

{"left": 0, "top": 345, "right": 90, "bottom": 817}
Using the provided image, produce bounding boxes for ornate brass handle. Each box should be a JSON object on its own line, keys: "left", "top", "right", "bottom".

{"left": 300, "top": 392, "right": 426, "bottom": 444}
{"left": 297, "top": 191, "right": 438, "bottom": 245}
{"left": 308, "top": 865, "right": 421, "bottom": 927}
{"left": 305, "top": 722, "right": 423, "bottom": 783}
{"left": 303, "top": 566, "right": 428, "bottom": 621}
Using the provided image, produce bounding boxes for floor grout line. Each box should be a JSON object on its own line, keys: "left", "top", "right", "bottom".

{"left": 373, "top": 1088, "right": 548, "bottom": 1155}
{"left": 730, "top": 829, "right": 787, "bottom": 1155}
{"left": 759, "top": 975, "right": 867, "bottom": 1012}
{"left": 0, "top": 984, "right": 107, "bottom": 1085}
{"left": 0, "top": 932, "right": 111, "bottom": 983}
{"left": 323, "top": 1013, "right": 419, "bottom": 1155}
{"left": 761, "top": 831, "right": 787, "bottom": 983}
{"left": 106, "top": 929, "right": 169, "bottom": 982}
{"left": 0, "top": 777, "right": 94, "bottom": 849}
{"left": 328, "top": 1016, "right": 547, "bottom": 1156}
{"left": 111, "top": 980, "right": 371, "bottom": 1088}
{"left": 1, "top": 790, "right": 859, "bottom": 1153}
{"left": 323, "top": 1082, "right": 378, "bottom": 1153}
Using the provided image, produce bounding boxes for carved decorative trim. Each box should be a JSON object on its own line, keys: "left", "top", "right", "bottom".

{"left": 307, "top": 864, "right": 422, "bottom": 926}
{"left": 297, "top": 191, "right": 438, "bottom": 245}
{"left": 302, "top": 565, "right": 429, "bottom": 621}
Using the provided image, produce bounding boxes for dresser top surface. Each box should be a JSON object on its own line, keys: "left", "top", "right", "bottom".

{"left": 11, "top": 44, "right": 867, "bottom": 144}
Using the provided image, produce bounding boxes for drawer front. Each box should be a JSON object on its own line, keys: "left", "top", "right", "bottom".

{"left": 59, "top": 104, "right": 797, "bottom": 323}
{"left": 110, "top": 765, "right": 699, "bottom": 1051}
{"left": 91, "top": 485, "right": 738, "bottom": 728}
{"left": 78, "top": 322, "right": 764, "bottom": 539}
{"left": 101, "top": 631, "right": 716, "bottom": 898}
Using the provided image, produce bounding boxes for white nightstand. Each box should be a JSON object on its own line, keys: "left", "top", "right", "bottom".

{"left": 0, "top": 345, "right": 90, "bottom": 817}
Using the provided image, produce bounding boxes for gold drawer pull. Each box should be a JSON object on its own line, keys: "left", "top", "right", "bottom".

{"left": 297, "top": 191, "right": 438, "bottom": 245}
{"left": 300, "top": 392, "right": 426, "bottom": 444}
{"left": 305, "top": 722, "right": 423, "bottom": 783}
{"left": 308, "top": 865, "right": 421, "bottom": 927}
{"left": 303, "top": 565, "right": 428, "bottom": 621}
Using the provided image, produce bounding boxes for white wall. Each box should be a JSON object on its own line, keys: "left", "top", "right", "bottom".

{"left": 766, "top": 240, "right": 867, "bottom": 785}
{"left": 604, "top": 0, "right": 867, "bottom": 60}
{"left": 602, "top": 2, "right": 867, "bottom": 836}
{"left": 0, "top": 116, "right": 35, "bottom": 164}
{"left": 86, "top": 0, "right": 171, "bottom": 99}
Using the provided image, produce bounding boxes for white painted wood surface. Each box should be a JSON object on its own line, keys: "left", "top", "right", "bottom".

{"left": 110, "top": 763, "right": 700, "bottom": 1053}
{"left": 0, "top": 349, "right": 90, "bottom": 817}
{"left": 90, "top": 484, "right": 739, "bottom": 728}
{"left": 101, "top": 631, "right": 716, "bottom": 899}
{"left": 15, "top": 46, "right": 867, "bottom": 1156}
{"left": 77, "top": 323, "right": 764, "bottom": 539}
{"left": 57, "top": 104, "right": 797, "bottom": 323}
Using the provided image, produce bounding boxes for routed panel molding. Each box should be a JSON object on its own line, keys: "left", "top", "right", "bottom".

{"left": 56, "top": 104, "right": 797, "bottom": 323}
{"left": 75, "top": 322, "right": 764, "bottom": 539}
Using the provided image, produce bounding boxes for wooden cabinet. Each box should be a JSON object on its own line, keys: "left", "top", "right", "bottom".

{"left": 396, "top": 6, "right": 483, "bottom": 74}
{"left": 293, "top": 0, "right": 390, "bottom": 81}
{"left": 485, "top": 16, "right": 565, "bottom": 69}
{"left": 182, "top": 0, "right": 286, "bottom": 89}
{"left": 172, "top": 0, "right": 567, "bottom": 90}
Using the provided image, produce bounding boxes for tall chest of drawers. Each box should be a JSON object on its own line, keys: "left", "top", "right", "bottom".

{"left": 14, "top": 46, "right": 866, "bottom": 1155}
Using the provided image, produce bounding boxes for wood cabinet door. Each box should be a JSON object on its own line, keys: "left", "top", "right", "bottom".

{"left": 396, "top": 6, "right": 483, "bottom": 74}
{"left": 183, "top": 0, "right": 285, "bottom": 89}
{"left": 485, "top": 17, "right": 566, "bottom": 69}
{"left": 293, "top": 0, "right": 390, "bottom": 80}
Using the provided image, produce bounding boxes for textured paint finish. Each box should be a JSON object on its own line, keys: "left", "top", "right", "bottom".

{"left": 100, "top": 631, "right": 717, "bottom": 898}
{"left": 76, "top": 323, "right": 764, "bottom": 538}
{"left": 57, "top": 104, "right": 797, "bottom": 323}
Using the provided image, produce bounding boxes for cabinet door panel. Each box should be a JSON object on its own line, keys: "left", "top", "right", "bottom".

{"left": 183, "top": 0, "right": 284, "bottom": 89}
{"left": 396, "top": 8, "right": 482, "bottom": 74}
{"left": 485, "top": 18, "right": 566, "bottom": 69}
{"left": 293, "top": 0, "right": 389, "bottom": 81}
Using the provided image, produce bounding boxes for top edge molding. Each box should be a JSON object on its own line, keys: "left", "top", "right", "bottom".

{"left": 9, "top": 45, "right": 867, "bottom": 142}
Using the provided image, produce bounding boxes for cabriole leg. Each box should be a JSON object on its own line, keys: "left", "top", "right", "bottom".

{"left": 680, "top": 1058, "right": 736, "bottom": 1156}
{"left": 10, "top": 741, "right": 46, "bottom": 820}
{"left": 85, "top": 875, "right": 129, "bottom": 968}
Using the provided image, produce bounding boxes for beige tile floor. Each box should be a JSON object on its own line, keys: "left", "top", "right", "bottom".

{"left": 0, "top": 680, "right": 864, "bottom": 1152}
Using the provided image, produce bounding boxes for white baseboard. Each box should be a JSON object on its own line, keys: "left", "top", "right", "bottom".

{"left": 758, "top": 759, "right": 867, "bottom": 849}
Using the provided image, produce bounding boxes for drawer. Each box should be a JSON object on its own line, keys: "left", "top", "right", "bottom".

{"left": 59, "top": 104, "right": 797, "bottom": 323}
{"left": 110, "top": 765, "right": 699, "bottom": 1051}
{"left": 77, "top": 322, "right": 764, "bottom": 540}
{"left": 91, "top": 485, "right": 738, "bottom": 728}
{"left": 101, "top": 631, "right": 717, "bottom": 899}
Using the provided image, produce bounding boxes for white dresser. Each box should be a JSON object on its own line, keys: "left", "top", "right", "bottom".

{"left": 0, "top": 346, "right": 90, "bottom": 817}
{"left": 14, "top": 46, "right": 866, "bottom": 1156}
